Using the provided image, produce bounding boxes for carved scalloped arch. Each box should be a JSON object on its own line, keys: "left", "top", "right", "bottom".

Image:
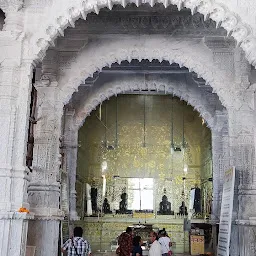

{"left": 58, "top": 36, "right": 233, "bottom": 108}
{"left": 31, "top": 0, "right": 256, "bottom": 65}
{"left": 75, "top": 76, "right": 216, "bottom": 129}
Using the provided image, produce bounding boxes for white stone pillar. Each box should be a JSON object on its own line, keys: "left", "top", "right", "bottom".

{"left": 0, "top": 3, "right": 36, "bottom": 255}
{"left": 0, "top": 57, "right": 34, "bottom": 256}
{"left": 228, "top": 104, "right": 256, "bottom": 256}
{"left": 210, "top": 110, "right": 230, "bottom": 254}
{"left": 27, "top": 82, "right": 64, "bottom": 256}
{"left": 211, "top": 110, "right": 229, "bottom": 221}
{"left": 64, "top": 109, "right": 80, "bottom": 220}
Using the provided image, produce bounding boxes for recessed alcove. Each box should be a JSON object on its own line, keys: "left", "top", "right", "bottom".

{"left": 75, "top": 93, "right": 213, "bottom": 253}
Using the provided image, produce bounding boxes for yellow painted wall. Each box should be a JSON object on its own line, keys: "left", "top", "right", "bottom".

{"left": 77, "top": 95, "right": 212, "bottom": 215}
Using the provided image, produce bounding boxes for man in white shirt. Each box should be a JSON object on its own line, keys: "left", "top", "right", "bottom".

{"left": 148, "top": 231, "right": 162, "bottom": 256}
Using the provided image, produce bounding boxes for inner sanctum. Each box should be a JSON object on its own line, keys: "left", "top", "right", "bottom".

{"left": 73, "top": 91, "right": 213, "bottom": 254}
{"left": 59, "top": 58, "right": 220, "bottom": 255}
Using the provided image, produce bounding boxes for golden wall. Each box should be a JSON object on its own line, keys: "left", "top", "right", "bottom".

{"left": 76, "top": 94, "right": 212, "bottom": 252}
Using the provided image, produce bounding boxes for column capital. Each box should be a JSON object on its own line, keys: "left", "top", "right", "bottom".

{"left": 212, "top": 109, "right": 228, "bottom": 134}
{"left": 35, "top": 82, "right": 65, "bottom": 110}
{"left": 1, "top": 1, "right": 24, "bottom": 32}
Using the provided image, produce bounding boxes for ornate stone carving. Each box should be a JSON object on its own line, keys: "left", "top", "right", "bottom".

{"left": 211, "top": 110, "right": 229, "bottom": 221}
{"left": 27, "top": 84, "right": 64, "bottom": 256}
{"left": 57, "top": 36, "right": 234, "bottom": 108}
{"left": 74, "top": 75, "right": 217, "bottom": 129}
{"left": 228, "top": 108, "right": 256, "bottom": 226}
{"left": 68, "top": 10, "right": 223, "bottom": 36}
{"left": 63, "top": 109, "right": 80, "bottom": 220}
{"left": 25, "top": 0, "right": 256, "bottom": 67}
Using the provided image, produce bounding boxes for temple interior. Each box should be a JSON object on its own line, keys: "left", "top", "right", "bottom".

{"left": 68, "top": 90, "right": 213, "bottom": 254}
{"left": 3, "top": 1, "right": 256, "bottom": 256}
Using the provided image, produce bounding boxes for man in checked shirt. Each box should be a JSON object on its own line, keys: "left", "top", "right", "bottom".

{"left": 62, "top": 226, "right": 92, "bottom": 256}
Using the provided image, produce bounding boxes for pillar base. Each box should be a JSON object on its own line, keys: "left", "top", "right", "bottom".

{"left": 0, "top": 212, "right": 34, "bottom": 256}
{"left": 237, "top": 223, "right": 256, "bottom": 256}
{"left": 27, "top": 218, "right": 62, "bottom": 256}
{"left": 70, "top": 211, "right": 80, "bottom": 221}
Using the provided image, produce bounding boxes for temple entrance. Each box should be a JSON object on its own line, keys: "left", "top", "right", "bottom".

{"left": 70, "top": 94, "right": 213, "bottom": 254}
{"left": 25, "top": 4, "right": 251, "bottom": 256}
{"left": 1, "top": 1, "right": 256, "bottom": 256}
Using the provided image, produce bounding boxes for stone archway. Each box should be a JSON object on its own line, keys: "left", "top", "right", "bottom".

{"left": 27, "top": 0, "right": 256, "bottom": 66}
{"left": 62, "top": 73, "right": 226, "bottom": 227}
{"left": 26, "top": 30, "right": 256, "bottom": 256}
{"left": 74, "top": 76, "right": 217, "bottom": 129}
{"left": 57, "top": 36, "right": 235, "bottom": 109}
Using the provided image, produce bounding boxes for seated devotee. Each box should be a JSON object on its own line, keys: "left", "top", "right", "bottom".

{"left": 158, "top": 195, "right": 174, "bottom": 215}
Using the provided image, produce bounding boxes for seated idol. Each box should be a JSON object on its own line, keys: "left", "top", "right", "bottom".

{"left": 103, "top": 198, "right": 112, "bottom": 214}
{"left": 178, "top": 201, "right": 188, "bottom": 215}
{"left": 158, "top": 195, "right": 173, "bottom": 215}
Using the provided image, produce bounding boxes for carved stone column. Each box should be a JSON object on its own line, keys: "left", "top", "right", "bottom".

{"left": 228, "top": 102, "right": 256, "bottom": 256}
{"left": 211, "top": 110, "right": 229, "bottom": 221}
{"left": 210, "top": 110, "right": 230, "bottom": 254}
{"left": 64, "top": 109, "right": 80, "bottom": 220}
{"left": 27, "top": 49, "right": 64, "bottom": 256}
{"left": 0, "top": 60, "right": 34, "bottom": 256}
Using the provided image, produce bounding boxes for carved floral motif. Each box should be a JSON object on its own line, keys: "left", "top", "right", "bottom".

{"left": 57, "top": 36, "right": 235, "bottom": 109}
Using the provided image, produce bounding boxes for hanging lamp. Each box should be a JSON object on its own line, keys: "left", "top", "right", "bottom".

{"left": 103, "top": 103, "right": 107, "bottom": 148}
{"left": 170, "top": 95, "right": 174, "bottom": 154}
{"left": 115, "top": 95, "right": 118, "bottom": 148}
{"left": 142, "top": 95, "right": 146, "bottom": 148}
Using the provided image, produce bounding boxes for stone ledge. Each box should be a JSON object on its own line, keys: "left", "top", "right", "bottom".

{"left": 235, "top": 218, "right": 256, "bottom": 226}
{"left": 0, "top": 212, "right": 34, "bottom": 220}
{"left": 32, "top": 215, "right": 64, "bottom": 221}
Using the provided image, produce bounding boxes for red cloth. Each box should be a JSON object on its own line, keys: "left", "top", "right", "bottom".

{"left": 118, "top": 232, "right": 133, "bottom": 256}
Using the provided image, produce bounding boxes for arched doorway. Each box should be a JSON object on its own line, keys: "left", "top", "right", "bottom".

{"left": 0, "top": 2, "right": 255, "bottom": 256}
{"left": 24, "top": 4, "right": 254, "bottom": 256}
{"left": 74, "top": 92, "right": 213, "bottom": 254}
{"left": 58, "top": 60, "right": 226, "bottom": 256}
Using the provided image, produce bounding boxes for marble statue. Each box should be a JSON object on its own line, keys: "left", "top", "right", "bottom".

{"left": 158, "top": 195, "right": 174, "bottom": 215}
{"left": 103, "top": 198, "right": 112, "bottom": 214}
{"left": 179, "top": 201, "right": 188, "bottom": 215}
{"left": 119, "top": 192, "right": 128, "bottom": 213}
{"left": 91, "top": 187, "right": 98, "bottom": 213}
